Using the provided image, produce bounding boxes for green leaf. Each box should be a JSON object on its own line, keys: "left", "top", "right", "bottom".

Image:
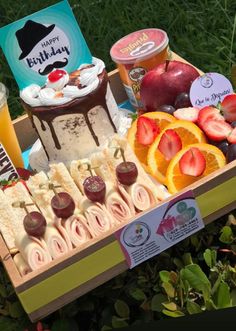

{"left": 101, "top": 326, "right": 112, "bottom": 331}
{"left": 151, "top": 294, "right": 168, "bottom": 312}
{"left": 173, "top": 258, "right": 184, "bottom": 270}
{"left": 231, "top": 289, "right": 236, "bottom": 306}
{"left": 114, "top": 300, "right": 130, "bottom": 318}
{"left": 129, "top": 288, "right": 146, "bottom": 301}
{"left": 186, "top": 300, "right": 202, "bottom": 314}
{"left": 162, "top": 309, "right": 185, "bottom": 317}
{"left": 162, "top": 301, "right": 177, "bottom": 311}
{"left": 215, "top": 281, "right": 232, "bottom": 309}
{"left": 162, "top": 282, "right": 175, "bottom": 298}
{"left": 182, "top": 253, "right": 193, "bottom": 266}
{"left": 129, "top": 112, "right": 138, "bottom": 122}
{"left": 211, "top": 274, "right": 222, "bottom": 295}
{"left": 8, "top": 301, "right": 25, "bottom": 318}
{"left": 52, "top": 318, "right": 79, "bottom": 331}
{"left": 169, "top": 271, "right": 178, "bottom": 284}
{"left": 231, "top": 64, "right": 236, "bottom": 88}
{"left": 211, "top": 249, "right": 217, "bottom": 266}
{"left": 203, "top": 249, "right": 213, "bottom": 268}
{"left": 190, "top": 235, "right": 200, "bottom": 249}
{"left": 159, "top": 270, "right": 170, "bottom": 283}
{"left": 0, "top": 284, "right": 7, "bottom": 298}
{"left": 205, "top": 299, "right": 217, "bottom": 311}
{"left": 0, "top": 316, "right": 18, "bottom": 331}
{"left": 180, "top": 264, "right": 211, "bottom": 300}
{"left": 180, "top": 279, "right": 190, "bottom": 293}
{"left": 111, "top": 316, "right": 129, "bottom": 328}
{"left": 219, "top": 226, "right": 234, "bottom": 244}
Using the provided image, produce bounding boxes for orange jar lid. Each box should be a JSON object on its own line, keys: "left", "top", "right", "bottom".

{"left": 110, "top": 28, "right": 169, "bottom": 64}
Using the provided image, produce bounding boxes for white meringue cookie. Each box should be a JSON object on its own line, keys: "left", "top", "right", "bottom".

{"left": 20, "top": 84, "right": 41, "bottom": 107}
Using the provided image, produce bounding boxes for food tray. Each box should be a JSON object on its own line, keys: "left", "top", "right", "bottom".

{"left": 1, "top": 53, "right": 236, "bottom": 322}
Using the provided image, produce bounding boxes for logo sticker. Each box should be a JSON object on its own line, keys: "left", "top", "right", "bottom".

{"left": 115, "top": 191, "right": 204, "bottom": 269}
{"left": 122, "top": 222, "right": 151, "bottom": 248}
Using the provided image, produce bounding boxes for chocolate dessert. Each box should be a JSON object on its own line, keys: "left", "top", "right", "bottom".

{"left": 20, "top": 58, "right": 122, "bottom": 164}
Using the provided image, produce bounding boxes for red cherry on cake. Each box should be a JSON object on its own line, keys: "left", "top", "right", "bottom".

{"left": 48, "top": 69, "right": 67, "bottom": 83}
{"left": 51, "top": 192, "right": 75, "bottom": 219}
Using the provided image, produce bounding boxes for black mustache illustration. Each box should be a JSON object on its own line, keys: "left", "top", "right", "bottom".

{"left": 38, "top": 58, "right": 68, "bottom": 76}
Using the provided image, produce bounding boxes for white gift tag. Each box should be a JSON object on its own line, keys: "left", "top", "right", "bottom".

{"left": 190, "top": 72, "right": 233, "bottom": 108}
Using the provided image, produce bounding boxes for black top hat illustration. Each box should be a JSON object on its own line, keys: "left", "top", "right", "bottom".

{"left": 15, "top": 20, "right": 55, "bottom": 60}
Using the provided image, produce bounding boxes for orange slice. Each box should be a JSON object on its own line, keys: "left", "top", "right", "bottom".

{"left": 127, "top": 112, "right": 176, "bottom": 171}
{"left": 147, "top": 120, "right": 207, "bottom": 184}
{"left": 166, "top": 143, "right": 226, "bottom": 194}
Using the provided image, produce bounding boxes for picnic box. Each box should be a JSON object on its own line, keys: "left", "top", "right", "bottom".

{"left": 0, "top": 53, "right": 236, "bottom": 322}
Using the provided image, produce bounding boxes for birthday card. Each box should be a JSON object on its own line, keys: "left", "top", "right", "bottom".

{"left": 0, "top": 0, "right": 92, "bottom": 89}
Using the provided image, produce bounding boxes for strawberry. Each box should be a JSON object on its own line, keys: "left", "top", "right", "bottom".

{"left": 221, "top": 93, "right": 236, "bottom": 122}
{"left": 173, "top": 107, "right": 200, "bottom": 123}
{"left": 227, "top": 127, "right": 236, "bottom": 144}
{"left": 16, "top": 167, "right": 33, "bottom": 180}
{"left": 136, "top": 116, "right": 160, "bottom": 145}
{"left": 179, "top": 147, "right": 206, "bottom": 176}
{"left": 158, "top": 129, "right": 182, "bottom": 161}
{"left": 202, "top": 119, "right": 232, "bottom": 141}
{"left": 197, "top": 106, "right": 224, "bottom": 129}
{"left": 1, "top": 178, "right": 28, "bottom": 191}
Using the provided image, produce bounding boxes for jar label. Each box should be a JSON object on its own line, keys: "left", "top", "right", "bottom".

{"left": 0, "top": 144, "right": 19, "bottom": 181}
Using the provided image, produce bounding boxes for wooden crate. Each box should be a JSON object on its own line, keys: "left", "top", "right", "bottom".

{"left": 0, "top": 53, "right": 236, "bottom": 322}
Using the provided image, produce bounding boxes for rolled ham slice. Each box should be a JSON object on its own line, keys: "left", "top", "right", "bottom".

{"left": 15, "top": 232, "right": 52, "bottom": 271}
{"left": 13, "top": 253, "right": 32, "bottom": 276}
{"left": 89, "top": 152, "right": 136, "bottom": 223}
{"left": 59, "top": 215, "right": 93, "bottom": 246}
{"left": 105, "top": 181, "right": 135, "bottom": 223}
{"left": 126, "top": 180, "right": 157, "bottom": 211}
{"left": 6, "top": 181, "right": 71, "bottom": 259}
{"left": 49, "top": 162, "right": 115, "bottom": 235}
{"left": 27, "top": 172, "right": 73, "bottom": 250}
{"left": 79, "top": 196, "right": 114, "bottom": 236}
{"left": 43, "top": 224, "right": 71, "bottom": 259}
{"left": 70, "top": 158, "right": 133, "bottom": 225}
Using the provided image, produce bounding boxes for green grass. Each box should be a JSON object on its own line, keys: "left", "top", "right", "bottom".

{"left": 0, "top": 2, "right": 235, "bottom": 329}
{"left": 0, "top": 0, "right": 236, "bottom": 118}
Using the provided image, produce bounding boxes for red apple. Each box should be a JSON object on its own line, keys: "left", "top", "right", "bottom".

{"left": 140, "top": 60, "right": 200, "bottom": 112}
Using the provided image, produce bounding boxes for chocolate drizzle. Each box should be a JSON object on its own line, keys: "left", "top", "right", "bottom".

{"left": 83, "top": 112, "right": 99, "bottom": 146}
{"left": 21, "top": 70, "right": 117, "bottom": 156}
